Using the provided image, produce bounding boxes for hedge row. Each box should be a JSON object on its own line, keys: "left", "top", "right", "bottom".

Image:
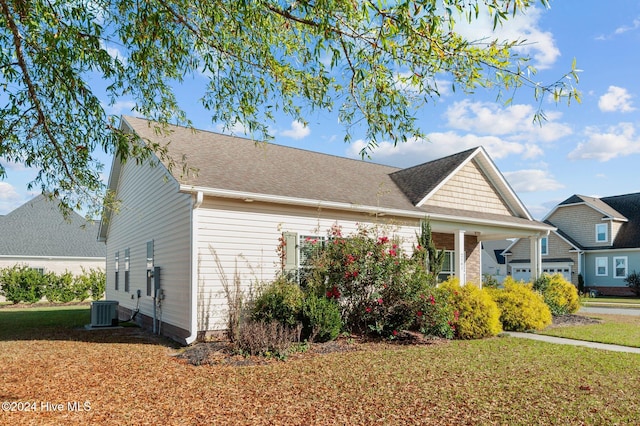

{"left": 0, "top": 265, "right": 106, "bottom": 304}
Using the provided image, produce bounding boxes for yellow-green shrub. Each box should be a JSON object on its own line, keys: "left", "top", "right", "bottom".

{"left": 440, "top": 278, "right": 502, "bottom": 339}
{"left": 488, "top": 277, "right": 552, "bottom": 331}
{"left": 532, "top": 273, "right": 580, "bottom": 315}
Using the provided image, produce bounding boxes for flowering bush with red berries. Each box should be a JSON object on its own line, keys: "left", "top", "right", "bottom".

{"left": 304, "top": 224, "right": 434, "bottom": 336}
{"left": 413, "top": 287, "right": 456, "bottom": 339}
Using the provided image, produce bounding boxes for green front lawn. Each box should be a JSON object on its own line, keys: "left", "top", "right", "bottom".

{"left": 1, "top": 306, "right": 640, "bottom": 424}
{"left": 541, "top": 313, "right": 640, "bottom": 348}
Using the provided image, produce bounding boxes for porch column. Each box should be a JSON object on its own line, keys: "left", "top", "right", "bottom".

{"left": 529, "top": 236, "right": 542, "bottom": 281}
{"left": 454, "top": 230, "right": 466, "bottom": 284}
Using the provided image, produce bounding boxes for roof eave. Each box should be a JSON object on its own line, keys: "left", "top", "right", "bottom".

{"left": 179, "top": 184, "right": 554, "bottom": 236}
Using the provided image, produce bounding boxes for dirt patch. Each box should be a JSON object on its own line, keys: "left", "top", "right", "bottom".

{"left": 550, "top": 314, "right": 603, "bottom": 328}
{"left": 175, "top": 331, "right": 448, "bottom": 367}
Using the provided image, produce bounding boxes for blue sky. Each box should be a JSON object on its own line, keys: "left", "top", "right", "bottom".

{"left": 1, "top": 1, "right": 639, "bottom": 219}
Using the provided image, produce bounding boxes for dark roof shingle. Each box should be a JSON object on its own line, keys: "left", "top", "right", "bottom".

{"left": 0, "top": 195, "right": 105, "bottom": 257}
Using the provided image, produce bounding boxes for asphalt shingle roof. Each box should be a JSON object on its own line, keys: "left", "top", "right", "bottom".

{"left": 119, "top": 116, "right": 548, "bottom": 230}
{"left": 601, "top": 192, "right": 640, "bottom": 248}
{"left": 0, "top": 195, "right": 105, "bottom": 258}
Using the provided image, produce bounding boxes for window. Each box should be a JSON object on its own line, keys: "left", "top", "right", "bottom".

{"left": 29, "top": 267, "right": 45, "bottom": 275}
{"left": 298, "top": 235, "right": 326, "bottom": 284}
{"left": 541, "top": 237, "right": 548, "bottom": 256}
{"left": 438, "top": 250, "right": 455, "bottom": 282}
{"left": 124, "top": 248, "right": 130, "bottom": 292}
{"left": 614, "top": 256, "right": 628, "bottom": 279}
{"left": 146, "top": 241, "right": 154, "bottom": 296}
{"left": 596, "top": 223, "right": 608, "bottom": 243}
{"left": 595, "top": 257, "right": 607, "bottom": 276}
{"left": 114, "top": 251, "right": 119, "bottom": 290}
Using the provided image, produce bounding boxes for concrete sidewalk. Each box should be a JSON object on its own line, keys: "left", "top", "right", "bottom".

{"left": 506, "top": 332, "right": 640, "bottom": 354}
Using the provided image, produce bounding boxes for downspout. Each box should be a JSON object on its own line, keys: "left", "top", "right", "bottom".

{"left": 185, "top": 191, "right": 204, "bottom": 345}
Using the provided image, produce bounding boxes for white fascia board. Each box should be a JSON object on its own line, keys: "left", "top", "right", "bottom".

{"left": 585, "top": 247, "right": 640, "bottom": 254}
{"left": 179, "top": 185, "right": 555, "bottom": 235}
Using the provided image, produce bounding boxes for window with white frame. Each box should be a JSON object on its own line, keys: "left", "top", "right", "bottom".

{"left": 614, "top": 256, "right": 628, "bottom": 278}
{"left": 114, "top": 251, "right": 119, "bottom": 290}
{"left": 298, "top": 235, "right": 326, "bottom": 284}
{"left": 541, "top": 237, "right": 548, "bottom": 256}
{"left": 438, "top": 250, "right": 455, "bottom": 282}
{"left": 595, "top": 223, "right": 608, "bottom": 243}
{"left": 124, "top": 248, "right": 130, "bottom": 292}
{"left": 595, "top": 257, "right": 607, "bottom": 276}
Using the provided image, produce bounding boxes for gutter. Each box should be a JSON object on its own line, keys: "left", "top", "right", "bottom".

{"left": 179, "top": 185, "right": 555, "bottom": 233}
{"left": 185, "top": 190, "right": 204, "bottom": 345}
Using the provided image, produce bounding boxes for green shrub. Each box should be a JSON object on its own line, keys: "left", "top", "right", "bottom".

{"left": 414, "top": 287, "right": 455, "bottom": 339}
{"left": 488, "top": 277, "right": 552, "bottom": 331}
{"left": 301, "top": 293, "right": 342, "bottom": 342}
{"left": 625, "top": 270, "right": 640, "bottom": 297}
{"left": 252, "top": 277, "right": 304, "bottom": 327}
{"left": 440, "top": 278, "right": 502, "bottom": 339}
{"left": 77, "top": 268, "right": 106, "bottom": 301}
{"left": 533, "top": 274, "right": 580, "bottom": 315}
{"left": 44, "top": 272, "right": 76, "bottom": 303}
{"left": 0, "top": 265, "right": 46, "bottom": 303}
{"left": 303, "top": 223, "right": 436, "bottom": 337}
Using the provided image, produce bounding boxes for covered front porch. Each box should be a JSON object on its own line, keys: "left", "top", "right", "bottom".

{"left": 428, "top": 215, "right": 554, "bottom": 286}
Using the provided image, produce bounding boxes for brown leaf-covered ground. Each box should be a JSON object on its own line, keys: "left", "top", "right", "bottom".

{"left": 1, "top": 307, "right": 640, "bottom": 425}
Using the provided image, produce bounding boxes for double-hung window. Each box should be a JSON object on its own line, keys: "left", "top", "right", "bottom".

{"left": 541, "top": 237, "right": 548, "bottom": 256}
{"left": 438, "top": 250, "right": 455, "bottom": 282}
{"left": 595, "top": 257, "right": 607, "bottom": 276}
{"left": 614, "top": 256, "right": 628, "bottom": 279}
{"left": 596, "top": 223, "right": 608, "bottom": 243}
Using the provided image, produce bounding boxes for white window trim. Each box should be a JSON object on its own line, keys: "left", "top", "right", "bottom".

{"left": 595, "top": 257, "right": 608, "bottom": 276}
{"left": 595, "top": 223, "right": 608, "bottom": 243}
{"left": 541, "top": 237, "right": 548, "bottom": 256}
{"left": 613, "top": 256, "right": 628, "bottom": 279}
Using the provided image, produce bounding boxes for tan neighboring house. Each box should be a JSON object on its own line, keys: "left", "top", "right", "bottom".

{"left": 98, "top": 116, "right": 554, "bottom": 344}
{"left": 0, "top": 195, "right": 106, "bottom": 302}
{"left": 504, "top": 193, "right": 640, "bottom": 295}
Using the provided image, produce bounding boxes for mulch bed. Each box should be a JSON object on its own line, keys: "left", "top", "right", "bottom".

{"left": 176, "top": 315, "right": 603, "bottom": 367}
{"left": 175, "top": 330, "right": 448, "bottom": 367}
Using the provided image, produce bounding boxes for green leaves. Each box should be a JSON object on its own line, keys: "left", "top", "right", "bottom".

{"left": 0, "top": 0, "right": 579, "bottom": 214}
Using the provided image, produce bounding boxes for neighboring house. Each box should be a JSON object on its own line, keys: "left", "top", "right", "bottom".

{"left": 481, "top": 240, "right": 510, "bottom": 284}
{"left": 0, "top": 195, "right": 106, "bottom": 301}
{"left": 98, "top": 116, "right": 554, "bottom": 344}
{"left": 505, "top": 193, "right": 640, "bottom": 296}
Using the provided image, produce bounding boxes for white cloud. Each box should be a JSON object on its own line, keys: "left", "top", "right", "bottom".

{"left": 106, "top": 100, "right": 136, "bottom": 116}
{"left": 454, "top": 7, "right": 560, "bottom": 70}
{"left": 0, "top": 158, "right": 28, "bottom": 172}
{"left": 100, "top": 40, "right": 127, "bottom": 65}
{"left": 0, "top": 182, "right": 24, "bottom": 214}
{"left": 614, "top": 18, "right": 640, "bottom": 35}
{"left": 444, "top": 99, "right": 572, "bottom": 142}
{"left": 598, "top": 86, "right": 636, "bottom": 113}
{"left": 347, "top": 132, "right": 523, "bottom": 167}
{"left": 568, "top": 122, "right": 640, "bottom": 161}
{"left": 280, "top": 120, "right": 310, "bottom": 140}
{"left": 502, "top": 169, "right": 564, "bottom": 193}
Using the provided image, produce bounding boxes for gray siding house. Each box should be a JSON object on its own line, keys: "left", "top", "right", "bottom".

{"left": 99, "top": 116, "right": 554, "bottom": 344}
{"left": 505, "top": 193, "right": 640, "bottom": 295}
{"left": 0, "top": 195, "right": 106, "bottom": 301}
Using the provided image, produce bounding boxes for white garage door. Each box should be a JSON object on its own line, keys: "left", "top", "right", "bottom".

{"left": 511, "top": 266, "right": 572, "bottom": 282}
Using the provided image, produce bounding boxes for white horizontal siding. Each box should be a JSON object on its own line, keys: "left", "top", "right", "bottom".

{"left": 104, "top": 156, "right": 193, "bottom": 333}
{"left": 195, "top": 198, "right": 420, "bottom": 332}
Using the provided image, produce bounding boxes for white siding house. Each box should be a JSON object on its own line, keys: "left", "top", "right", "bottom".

{"left": 99, "top": 116, "right": 555, "bottom": 344}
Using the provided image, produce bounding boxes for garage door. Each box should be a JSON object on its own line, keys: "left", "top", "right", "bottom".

{"left": 511, "top": 266, "right": 572, "bottom": 282}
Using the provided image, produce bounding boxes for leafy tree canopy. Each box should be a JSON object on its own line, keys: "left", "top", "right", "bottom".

{"left": 0, "top": 0, "right": 580, "bottom": 215}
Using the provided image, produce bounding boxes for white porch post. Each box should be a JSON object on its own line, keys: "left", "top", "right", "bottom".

{"left": 454, "top": 230, "right": 466, "bottom": 284}
{"left": 529, "top": 236, "right": 542, "bottom": 281}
